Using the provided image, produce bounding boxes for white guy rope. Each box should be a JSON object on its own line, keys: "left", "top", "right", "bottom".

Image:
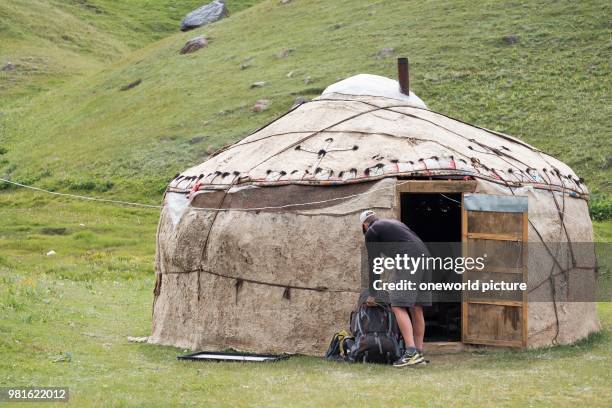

{"left": 3, "top": 177, "right": 604, "bottom": 240}
{"left": 440, "top": 193, "right": 462, "bottom": 205}
{"left": 0, "top": 177, "right": 408, "bottom": 212}
{"left": 0, "top": 177, "right": 163, "bottom": 209}
{"left": 187, "top": 179, "right": 412, "bottom": 212}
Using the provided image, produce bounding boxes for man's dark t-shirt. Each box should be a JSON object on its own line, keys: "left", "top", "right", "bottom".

{"left": 365, "top": 219, "right": 432, "bottom": 307}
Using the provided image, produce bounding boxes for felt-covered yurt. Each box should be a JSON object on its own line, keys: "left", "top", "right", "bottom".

{"left": 151, "top": 61, "right": 599, "bottom": 354}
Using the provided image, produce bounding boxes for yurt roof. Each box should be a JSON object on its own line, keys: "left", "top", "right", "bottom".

{"left": 169, "top": 75, "right": 587, "bottom": 198}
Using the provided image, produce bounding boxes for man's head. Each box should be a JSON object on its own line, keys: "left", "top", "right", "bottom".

{"left": 359, "top": 210, "right": 378, "bottom": 234}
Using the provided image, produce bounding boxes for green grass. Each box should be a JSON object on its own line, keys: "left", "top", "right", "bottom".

{"left": 0, "top": 194, "right": 610, "bottom": 406}
{"left": 0, "top": 0, "right": 610, "bottom": 204}
{"left": 594, "top": 220, "right": 612, "bottom": 241}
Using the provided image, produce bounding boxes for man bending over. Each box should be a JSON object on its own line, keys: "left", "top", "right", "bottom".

{"left": 360, "top": 210, "right": 431, "bottom": 367}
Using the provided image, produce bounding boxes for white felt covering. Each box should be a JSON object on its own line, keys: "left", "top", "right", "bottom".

{"left": 321, "top": 74, "right": 428, "bottom": 108}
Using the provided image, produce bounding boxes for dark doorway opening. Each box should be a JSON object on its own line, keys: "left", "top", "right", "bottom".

{"left": 400, "top": 192, "right": 463, "bottom": 342}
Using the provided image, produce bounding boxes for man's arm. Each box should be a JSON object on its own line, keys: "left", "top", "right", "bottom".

{"left": 364, "top": 227, "right": 381, "bottom": 299}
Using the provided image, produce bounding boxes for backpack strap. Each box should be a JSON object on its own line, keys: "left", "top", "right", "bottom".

{"left": 374, "top": 332, "right": 383, "bottom": 354}
{"left": 386, "top": 306, "right": 395, "bottom": 337}
{"left": 356, "top": 305, "right": 365, "bottom": 335}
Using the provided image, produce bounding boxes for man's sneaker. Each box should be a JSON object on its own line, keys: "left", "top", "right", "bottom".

{"left": 392, "top": 350, "right": 425, "bottom": 367}
{"left": 417, "top": 349, "right": 431, "bottom": 365}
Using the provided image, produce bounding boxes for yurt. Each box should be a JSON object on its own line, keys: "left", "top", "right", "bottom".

{"left": 151, "top": 59, "right": 599, "bottom": 354}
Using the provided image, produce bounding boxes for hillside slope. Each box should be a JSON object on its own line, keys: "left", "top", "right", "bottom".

{"left": 0, "top": 0, "right": 259, "bottom": 107}
{"left": 0, "top": 0, "right": 609, "bottom": 202}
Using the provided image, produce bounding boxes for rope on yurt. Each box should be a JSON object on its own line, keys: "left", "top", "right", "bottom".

{"left": 0, "top": 176, "right": 486, "bottom": 213}
{"left": 244, "top": 105, "right": 398, "bottom": 174}
{"left": 548, "top": 260, "right": 561, "bottom": 344}
{"left": 172, "top": 96, "right": 589, "bottom": 200}
{"left": 236, "top": 98, "right": 537, "bottom": 191}
{"left": 308, "top": 96, "right": 541, "bottom": 152}
{"left": 311, "top": 137, "right": 334, "bottom": 172}
{"left": 188, "top": 178, "right": 414, "bottom": 212}
{"left": 171, "top": 104, "right": 587, "bottom": 196}
{"left": 205, "top": 98, "right": 309, "bottom": 159}
{"left": 210, "top": 97, "right": 401, "bottom": 153}
{"left": 440, "top": 193, "right": 461, "bottom": 205}
{"left": 330, "top": 97, "right": 536, "bottom": 169}
{"left": 217, "top": 128, "right": 511, "bottom": 175}
{"left": 537, "top": 152, "right": 577, "bottom": 268}
{"left": 195, "top": 180, "right": 236, "bottom": 301}
{"left": 163, "top": 267, "right": 359, "bottom": 294}
{"left": 358, "top": 102, "right": 588, "bottom": 199}
{"left": 212, "top": 98, "right": 536, "bottom": 183}
{"left": 507, "top": 184, "right": 563, "bottom": 344}
{"left": 527, "top": 218, "right": 562, "bottom": 344}
{"left": 385, "top": 108, "right": 535, "bottom": 172}
{"left": 193, "top": 126, "right": 521, "bottom": 190}
{"left": 533, "top": 153, "right": 583, "bottom": 345}
{"left": 376, "top": 102, "right": 585, "bottom": 198}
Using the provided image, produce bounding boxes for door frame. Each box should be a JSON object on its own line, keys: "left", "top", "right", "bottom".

{"left": 395, "top": 179, "right": 477, "bottom": 346}
{"left": 394, "top": 180, "right": 477, "bottom": 217}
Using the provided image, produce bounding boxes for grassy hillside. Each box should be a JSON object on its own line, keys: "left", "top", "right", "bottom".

{"left": 0, "top": 0, "right": 261, "bottom": 107}
{"left": 0, "top": 0, "right": 609, "bottom": 204}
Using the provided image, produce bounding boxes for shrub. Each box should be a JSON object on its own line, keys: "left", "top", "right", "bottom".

{"left": 589, "top": 198, "right": 612, "bottom": 221}
{"left": 65, "top": 179, "right": 114, "bottom": 192}
{"left": 40, "top": 227, "right": 68, "bottom": 235}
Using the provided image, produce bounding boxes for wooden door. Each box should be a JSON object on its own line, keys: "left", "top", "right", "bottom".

{"left": 461, "top": 193, "right": 528, "bottom": 347}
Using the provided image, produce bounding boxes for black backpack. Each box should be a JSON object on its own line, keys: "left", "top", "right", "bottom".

{"left": 347, "top": 290, "right": 402, "bottom": 364}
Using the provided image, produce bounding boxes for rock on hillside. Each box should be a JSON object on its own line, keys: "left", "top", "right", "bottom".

{"left": 180, "top": 36, "right": 209, "bottom": 54}
{"left": 181, "top": 0, "right": 229, "bottom": 31}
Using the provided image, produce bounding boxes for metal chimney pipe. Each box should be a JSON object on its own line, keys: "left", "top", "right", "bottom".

{"left": 397, "top": 57, "right": 409, "bottom": 95}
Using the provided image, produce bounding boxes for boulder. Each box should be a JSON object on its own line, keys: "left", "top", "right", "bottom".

{"left": 251, "top": 99, "right": 270, "bottom": 112}
{"left": 377, "top": 47, "right": 395, "bottom": 58}
{"left": 127, "top": 336, "right": 149, "bottom": 343}
{"left": 502, "top": 34, "right": 519, "bottom": 45}
{"left": 250, "top": 81, "right": 266, "bottom": 89}
{"left": 239, "top": 56, "right": 254, "bottom": 70}
{"left": 277, "top": 48, "right": 294, "bottom": 58}
{"left": 2, "top": 62, "right": 15, "bottom": 72}
{"left": 181, "top": 1, "right": 229, "bottom": 31}
{"left": 180, "top": 36, "right": 209, "bottom": 54}
{"left": 120, "top": 79, "right": 142, "bottom": 91}
{"left": 189, "top": 136, "right": 206, "bottom": 145}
